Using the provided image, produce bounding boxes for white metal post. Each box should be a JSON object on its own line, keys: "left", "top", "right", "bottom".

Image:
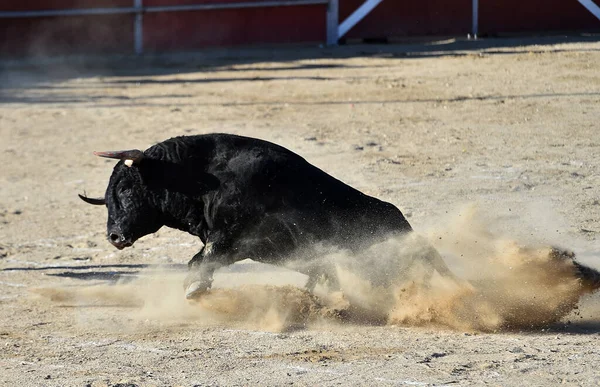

{"left": 134, "top": 0, "right": 143, "bottom": 55}
{"left": 578, "top": 0, "right": 600, "bottom": 20}
{"left": 471, "top": 0, "right": 478, "bottom": 38}
{"left": 337, "top": 0, "right": 383, "bottom": 39}
{"left": 326, "top": 0, "right": 339, "bottom": 45}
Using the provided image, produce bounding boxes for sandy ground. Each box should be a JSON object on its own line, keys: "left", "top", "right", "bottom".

{"left": 2, "top": 36, "right": 600, "bottom": 386}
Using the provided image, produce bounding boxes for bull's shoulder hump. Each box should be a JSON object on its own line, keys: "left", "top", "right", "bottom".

{"left": 211, "top": 133, "right": 305, "bottom": 159}
{"left": 144, "top": 135, "right": 218, "bottom": 162}
{"left": 144, "top": 133, "right": 306, "bottom": 165}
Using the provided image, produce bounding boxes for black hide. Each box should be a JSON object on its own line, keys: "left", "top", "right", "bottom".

{"left": 89, "top": 133, "right": 415, "bottom": 296}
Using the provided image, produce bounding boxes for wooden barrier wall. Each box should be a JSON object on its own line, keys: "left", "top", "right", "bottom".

{"left": 0, "top": 0, "right": 599, "bottom": 56}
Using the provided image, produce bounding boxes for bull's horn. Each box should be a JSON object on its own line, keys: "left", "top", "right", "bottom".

{"left": 93, "top": 149, "right": 144, "bottom": 167}
{"left": 78, "top": 193, "right": 106, "bottom": 205}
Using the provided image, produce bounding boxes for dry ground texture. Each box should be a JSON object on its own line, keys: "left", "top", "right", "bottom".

{"left": 2, "top": 36, "right": 600, "bottom": 386}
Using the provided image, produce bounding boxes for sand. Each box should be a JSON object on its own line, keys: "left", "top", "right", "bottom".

{"left": 2, "top": 36, "right": 600, "bottom": 386}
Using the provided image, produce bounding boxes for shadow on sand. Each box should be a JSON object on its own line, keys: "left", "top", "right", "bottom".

{"left": 1, "top": 34, "right": 599, "bottom": 105}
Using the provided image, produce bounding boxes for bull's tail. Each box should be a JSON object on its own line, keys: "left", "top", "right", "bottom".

{"left": 573, "top": 261, "right": 600, "bottom": 292}
{"left": 550, "top": 247, "right": 600, "bottom": 292}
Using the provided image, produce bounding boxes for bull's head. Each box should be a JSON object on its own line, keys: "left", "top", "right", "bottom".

{"left": 79, "top": 149, "right": 162, "bottom": 250}
{"left": 80, "top": 147, "right": 219, "bottom": 250}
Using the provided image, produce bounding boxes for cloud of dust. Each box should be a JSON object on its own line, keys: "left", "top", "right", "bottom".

{"left": 33, "top": 270, "right": 335, "bottom": 333}
{"left": 333, "top": 204, "right": 594, "bottom": 331}
{"left": 421, "top": 205, "right": 584, "bottom": 330}
{"left": 34, "top": 204, "right": 599, "bottom": 333}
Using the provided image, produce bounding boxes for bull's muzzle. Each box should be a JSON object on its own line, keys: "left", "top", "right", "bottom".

{"left": 108, "top": 232, "right": 133, "bottom": 250}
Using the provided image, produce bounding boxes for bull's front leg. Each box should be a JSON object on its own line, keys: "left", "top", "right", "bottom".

{"left": 184, "top": 232, "right": 235, "bottom": 299}
{"left": 183, "top": 247, "right": 213, "bottom": 299}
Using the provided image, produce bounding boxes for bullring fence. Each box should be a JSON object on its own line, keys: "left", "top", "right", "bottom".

{"left": 0, "top": 0, "right": 599, "bottom": 56}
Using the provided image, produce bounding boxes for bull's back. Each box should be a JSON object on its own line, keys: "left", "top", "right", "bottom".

{"left": 151, "top": 134, "right": 412, "bottom": 249}
{"left": 214, "top": 133, "right": 413, "bottom": 246}
{"left": 243, "top": 146, "right": 412, "bottom": 248}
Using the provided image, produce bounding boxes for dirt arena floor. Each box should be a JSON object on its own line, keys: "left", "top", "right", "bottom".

{"left": 2, "top": 36, "right": 600, "bottom": 386}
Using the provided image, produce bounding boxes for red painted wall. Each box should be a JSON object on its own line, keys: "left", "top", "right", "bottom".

{"left": 0, "top": 0, "right": 599, "bottom": 56}
{"left": 1, "top": 0, "right": 131, "bottom": 11}
{"left": 0, "top": 0, "right": 325, "bottom": 55}
{"left": 479, "top": 0, "right": 600, "bottom": 34}
{"left": 0, "top": 1, "right": 133, "bottom": 55}
{"left": 0, "top": 15, "right": 133, "bottom": 55}
{"left": 142, "top": 4, "right": 325, "bottom": 51}
{"left": 340, "top": 0, "right": 600, "bottom": 38}
{"left": 340, "top": 0, "right": 472, "bottom": 38}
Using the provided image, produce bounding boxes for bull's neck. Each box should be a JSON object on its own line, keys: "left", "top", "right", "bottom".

{"left": 158, "top": 191, "right": 206, "bottom": 238}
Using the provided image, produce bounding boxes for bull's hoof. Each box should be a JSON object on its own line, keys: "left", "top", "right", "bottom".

{"left": 185, "top": 281, "right": 210, "bottom": 300}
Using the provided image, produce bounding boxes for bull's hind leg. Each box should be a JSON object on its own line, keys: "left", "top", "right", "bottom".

{"left": 550, "top": 247, "right": 600, "bottom": 292}
{"left": 411, "top": 235, "right": 459, "bottom": 285}
{"left": 304, "top": 259, "right": 340, "bottom": 293}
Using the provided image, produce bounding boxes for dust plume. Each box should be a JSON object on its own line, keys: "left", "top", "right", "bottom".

{"left": 328, "top": 204, "right": 597, "bottom": 331}
{"left": 419, "top": 204, "right": 597, "bottom": 330}
{"left": 32, "top": 269, "right": 335, "bottom": 333}
{"left": 34, "top": 205, "right": 600, "bottom": 332}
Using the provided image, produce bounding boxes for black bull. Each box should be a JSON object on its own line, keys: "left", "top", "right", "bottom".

{"left": 78, "top": 134, "right": 452, "bottom": 298}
